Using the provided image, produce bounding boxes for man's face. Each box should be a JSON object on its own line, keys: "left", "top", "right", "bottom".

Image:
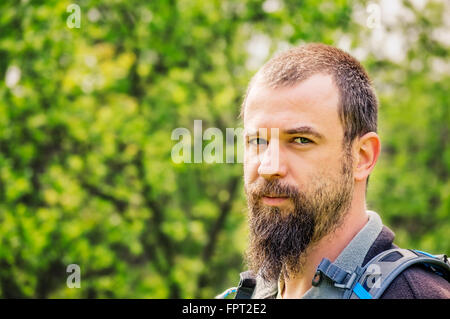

{"left": 243, "top": 73, "right": 355, "bottom": 281}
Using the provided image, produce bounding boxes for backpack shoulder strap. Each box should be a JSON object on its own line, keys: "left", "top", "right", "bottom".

{"left": 343, "top": 248, "right": 450, "bottom": 299}
{"left": 215, "top": 271, "right": 256, "bottom": 299}
{"left": 234, "top": 271, "right": 257, "bottom": 299}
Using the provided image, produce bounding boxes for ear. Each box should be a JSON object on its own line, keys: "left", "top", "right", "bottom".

{"left": 353, "top": 132, "right": 381, "bottom": 182}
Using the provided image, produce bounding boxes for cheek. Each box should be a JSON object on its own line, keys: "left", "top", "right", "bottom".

{"left": 287, "top": 156, "right": 337, "bottom": 190}
{"left": 284, "top": 152, "right": 314, "bottom": 184}
{"left": 244, "top": 154, "right": 259, "bottom": 184}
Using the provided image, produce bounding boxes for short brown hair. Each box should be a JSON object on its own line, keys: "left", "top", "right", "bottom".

{"left": 241, "top": 43, "right": 378, "bottom": 146}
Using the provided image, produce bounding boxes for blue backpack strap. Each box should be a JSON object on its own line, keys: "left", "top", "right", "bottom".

{"left": 345, "top": 248, "right": 450, "bottom": 299}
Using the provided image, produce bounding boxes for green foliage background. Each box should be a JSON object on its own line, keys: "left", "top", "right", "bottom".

{"left": 0, "top": 0, "right": 448, "bottom": 298}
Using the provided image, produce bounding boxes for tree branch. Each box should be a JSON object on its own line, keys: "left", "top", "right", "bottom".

{"left": 195, "top": 174, "right": 241, "bottom": 296}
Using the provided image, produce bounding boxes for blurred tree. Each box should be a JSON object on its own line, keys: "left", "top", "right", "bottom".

{"left": 0, "top": 0, "right": 448, "bottom": 298}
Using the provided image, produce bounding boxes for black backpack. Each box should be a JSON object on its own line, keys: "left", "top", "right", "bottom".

{"left": 219, "top": 248, "right": 450, "bottom": 299}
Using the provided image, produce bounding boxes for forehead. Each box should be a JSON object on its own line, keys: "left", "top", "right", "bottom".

{"left": 244, "top": 73, "right": 342, "bottom": 137}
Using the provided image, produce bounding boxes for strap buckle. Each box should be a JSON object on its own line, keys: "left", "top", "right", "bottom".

{"left": 313, "top": 258, "right": 360, "bottom": 290}
{"left": 334, "top": 272, "right": 357, "bottom": 289}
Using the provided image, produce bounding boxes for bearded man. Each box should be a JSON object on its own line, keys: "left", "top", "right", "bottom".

{"left": 234, "top": 43, "right": 450, "bottom": 299}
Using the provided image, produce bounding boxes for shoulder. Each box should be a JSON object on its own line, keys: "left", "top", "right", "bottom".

{"left": 381, "top": 264, "right": 450, "bottom": 299}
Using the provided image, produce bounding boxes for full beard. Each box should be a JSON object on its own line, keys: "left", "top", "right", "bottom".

{"left": 244, "top": 152, "right": 354, "bottom": 282}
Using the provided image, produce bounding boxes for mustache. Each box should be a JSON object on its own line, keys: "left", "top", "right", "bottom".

{"left": 246, "top": 179, "right": 299, "bottom": 199}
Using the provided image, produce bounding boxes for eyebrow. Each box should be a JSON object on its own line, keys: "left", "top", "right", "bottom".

{"left": 244, "top": 126, "right": 324, "bottom": 140}
{"left": 283, "top": 126, "right": 324, "bottom": 140}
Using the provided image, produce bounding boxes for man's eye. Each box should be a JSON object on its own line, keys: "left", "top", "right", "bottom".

{"left": 248, "top": 137, "right": 268, "bottom": 145}
{"left": 293, "top": 137, "right": 312, "bottom": 144}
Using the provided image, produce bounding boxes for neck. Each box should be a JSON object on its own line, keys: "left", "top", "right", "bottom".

{"left": 281, "top": 189, "right": 369, "bottom": 298}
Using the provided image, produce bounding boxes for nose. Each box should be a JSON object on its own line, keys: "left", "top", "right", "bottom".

{"left": 257, "top": 136, "right": 287, "bottom": 180}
